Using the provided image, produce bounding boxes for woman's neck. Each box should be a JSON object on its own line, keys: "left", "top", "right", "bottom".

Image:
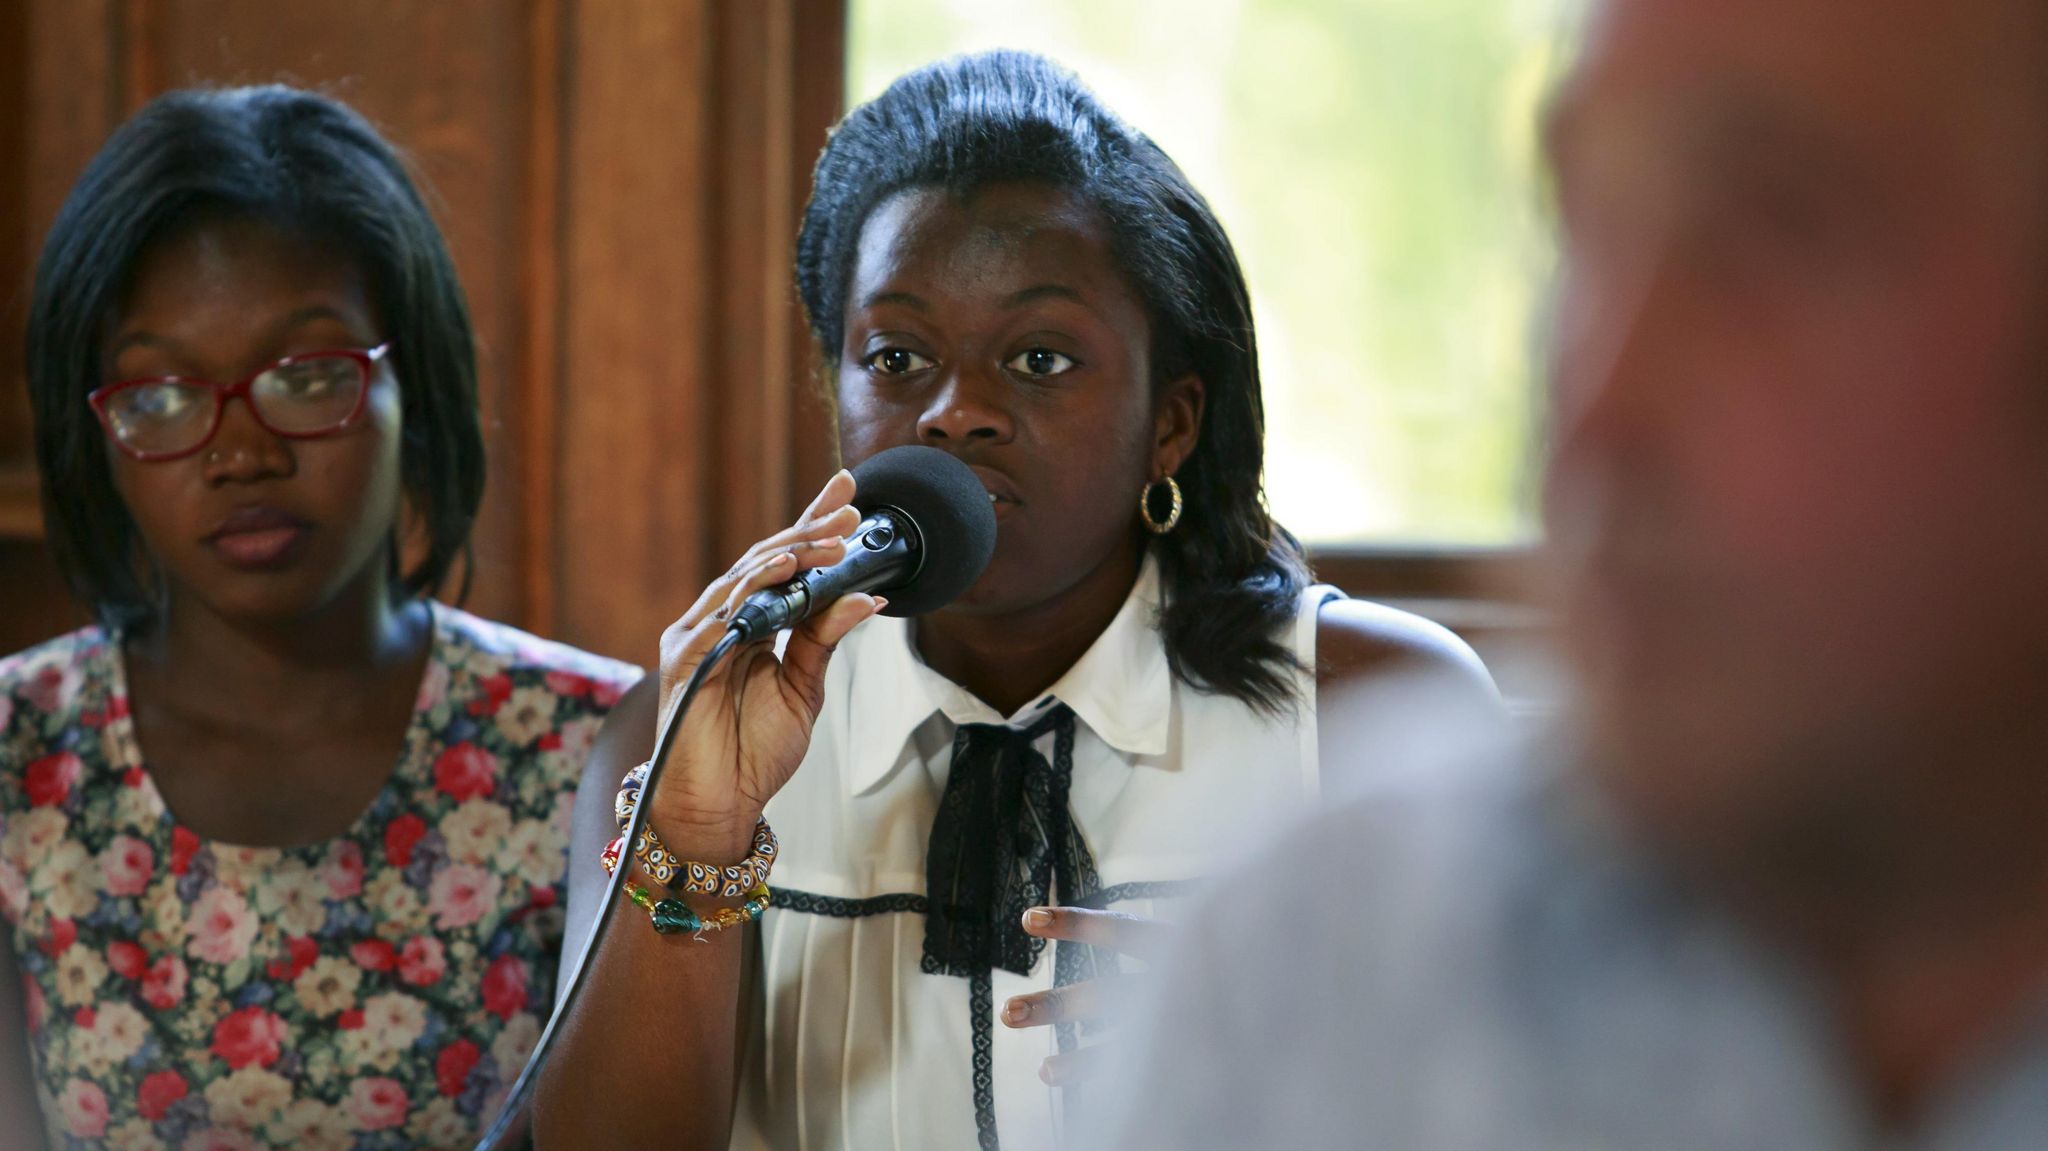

{"left": 916, "top": 542, "right": 1143, "bottom": 717}
{"left": 129, "top": 569, "right": 429, "bottom": 726}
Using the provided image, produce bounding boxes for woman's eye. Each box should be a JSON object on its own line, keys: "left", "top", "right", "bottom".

{"left": 865, "top": 348, "right": 933, "bottom": 375}
{"left": 1006, "top": 348, "right": 1075, "bottom": 377}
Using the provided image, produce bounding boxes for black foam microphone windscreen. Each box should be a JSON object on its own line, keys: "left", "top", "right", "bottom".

{"left": 849, "top": 445, "right": 998, "bottom": 617}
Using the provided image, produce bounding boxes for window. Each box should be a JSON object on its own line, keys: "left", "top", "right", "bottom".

{"left": 847, "top": 0, "right": 1571, "bottom": 549}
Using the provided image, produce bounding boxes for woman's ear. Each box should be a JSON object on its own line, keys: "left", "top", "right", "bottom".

{"left": 1151, "top": 372, "right": 1206, "bottom": 478}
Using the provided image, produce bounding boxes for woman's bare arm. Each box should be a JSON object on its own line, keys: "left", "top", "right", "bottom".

{"left": 532, "top": 472, "right": 879, "bottom": 1151}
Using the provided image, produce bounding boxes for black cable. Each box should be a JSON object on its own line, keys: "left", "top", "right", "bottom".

{"left": 474, "top": 626, "right": 747, "bottom": 1151}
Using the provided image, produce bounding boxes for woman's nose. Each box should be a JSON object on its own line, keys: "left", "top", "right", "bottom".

{"left": 915, "top": 366, "right": 1014, "bottom": 444}
{"left": 200, "top": 395, "right": 294, "bottom": 482}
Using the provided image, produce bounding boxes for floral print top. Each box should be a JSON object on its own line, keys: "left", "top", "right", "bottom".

{"left": 0, "top": 605, "right": 640, "bottom": 1151}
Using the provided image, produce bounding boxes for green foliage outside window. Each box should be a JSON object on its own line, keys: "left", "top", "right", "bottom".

{"left": 849, "top": 0, "right": 1572, "bottom": 545}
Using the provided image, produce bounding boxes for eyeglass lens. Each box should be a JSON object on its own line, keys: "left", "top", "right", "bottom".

{"left": 102, "top": 355, "right": 367, "bottom": 456}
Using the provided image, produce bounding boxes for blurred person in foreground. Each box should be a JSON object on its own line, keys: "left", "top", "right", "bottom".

{"left": 1091, "top": 0, "right": 2048, "bottom": 1147}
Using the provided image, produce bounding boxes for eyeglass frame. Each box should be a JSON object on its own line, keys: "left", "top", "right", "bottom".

{"left": 87, "top": 343, "right": 392, "bottom": 463}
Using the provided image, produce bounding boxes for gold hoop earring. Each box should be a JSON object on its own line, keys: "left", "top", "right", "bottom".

{"left": 1139, "top": 476, "right": 1183, "bottom": 535}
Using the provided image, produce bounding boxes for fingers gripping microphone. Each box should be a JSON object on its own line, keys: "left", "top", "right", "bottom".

{"left": 728, "top": 445, "right": 999, "bottom": 642}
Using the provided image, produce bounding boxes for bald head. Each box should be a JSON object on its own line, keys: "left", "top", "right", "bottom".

{"left": 1544, "top": 0, "right": 2048, "bottom": 905}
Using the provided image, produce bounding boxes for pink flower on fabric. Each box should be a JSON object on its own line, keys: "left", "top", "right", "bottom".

{"left": 351, "top": 938, "right": 397, "bottom": 972}
{"left": 21, "top": 662, "right": 79, "bottom": 714}
{"left": 346, "top": 1077, "right": 411, "bottom": 1130}
{"left": 186, "top": 886, "right": 258, "bottom": 966}
{"left": 398, "top": 937, "right": 446, "bottom": 987}
{"left": 141, "top": 954, "right": 187, "bottom": 1010}
{"left": 427, "top": 864, "right": 501, "bottom": 930}
{"left": 106, "top": 940, "right": 148, "bottom": 981}
{"left": 265, "top": 935, "right": 320, "bottom": 982}
{"left": 466, "top": 673, "right": 513, "bottom": 717}
{"left": 384, "top": 813, "right": 428, "bottom": 867}
{"left": 98, "top": 834, "right": 155, "bottom": 897}
{"left": 433, "top": 743, "right": 499, "bottom": 801}
{"left": 136, "top": 1069, "right": 188, "bottom": 1120}
{"left": 436, "top": 1038, "right": 481, "bottom": 1097}
{"left": 23, "top": 752, "right": 82, "bottom": 808}
{"left": 481, "top": 954, "right": 528, "bottom": 1021}
{"left": 210, "top": 1006, "right": 286, "bottom": 1069}
{"left": 321, "top": 839, "right": 366, "bottom": 900}
{"left": 169, "top": 826, "right": 202, "bottom": 875}
{"left": 38, "top": 917, "right": 76, "bottom": 957}
{"left": 58, "top": 1078, "right": 108, "bottom": 1138}
{"left": 543, "top": 670, "right": 592, "bottom": 698}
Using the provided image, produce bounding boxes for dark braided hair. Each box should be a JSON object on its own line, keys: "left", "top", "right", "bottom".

{"left": 26, "top": 85, "right": 485, "bottom": 629}
{"left": 797, "top": 50, "right": 1312, "bottom": 712}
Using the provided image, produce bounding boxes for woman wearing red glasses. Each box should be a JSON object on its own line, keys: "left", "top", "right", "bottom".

{"left": 0, "top": 88, "right": 638, "bottom": 1150}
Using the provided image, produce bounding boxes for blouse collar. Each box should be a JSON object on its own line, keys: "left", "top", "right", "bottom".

{"left": 845, "top": 555, "right": 1173, "bottom": 797}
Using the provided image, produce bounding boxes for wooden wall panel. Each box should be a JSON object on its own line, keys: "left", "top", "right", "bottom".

{"left": 710, "top": 0, "right": 846, "bottom": 566}
{"left": 549, "top": 0, "right": 850, "bottom": 665}
{"left": 0, "top": 0, "right": 30, "bottom": 463}
{"left": 554, "top": 0, "right": 719, "bottom": 666}
{"left": 0, "top": 0, "right": 846, "bottom": 666}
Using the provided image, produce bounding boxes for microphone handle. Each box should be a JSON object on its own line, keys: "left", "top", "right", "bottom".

{"left": 728, "top": 509, "right": 921, "bottom": 642}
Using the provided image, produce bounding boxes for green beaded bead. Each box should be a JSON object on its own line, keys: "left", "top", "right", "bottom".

{"left": 650, "top": 899, "right": 701, "bottom": 935}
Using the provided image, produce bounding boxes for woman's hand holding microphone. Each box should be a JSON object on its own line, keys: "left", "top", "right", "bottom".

{"left": 643, "top": 469, "right": 885, "bottom": 863}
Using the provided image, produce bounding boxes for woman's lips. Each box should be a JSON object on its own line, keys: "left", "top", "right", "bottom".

{"left": 969, "top": 465, "right": 1021, "bottom": 521}
{"left": 204, "top": 507, "right": 311, "bottom": 569}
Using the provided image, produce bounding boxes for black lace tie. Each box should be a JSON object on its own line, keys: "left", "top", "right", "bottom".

{"left": 921, "top": 703, "right": 1097, "bottom": 978}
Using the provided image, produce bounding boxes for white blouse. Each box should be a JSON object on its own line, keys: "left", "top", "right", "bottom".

{"left": 737, "top": 558, "right": 1338, "bottom": 1150}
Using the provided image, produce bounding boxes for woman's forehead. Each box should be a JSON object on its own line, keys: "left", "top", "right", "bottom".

{"left": 849, "top": 183, "right": 1122, "bottom": 300}
{"left": 109, "top": 216, "right": 374, "bottom": 359}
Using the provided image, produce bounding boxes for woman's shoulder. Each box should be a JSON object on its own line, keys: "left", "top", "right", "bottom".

{"left": 0, "top": 625, "right": 115, "bottom": 735}
{"left": 1313, "top": 596, "right": 1498, "bottom": 702}
{"left": 431, "top": 605, "right": 643, "bottom": 706}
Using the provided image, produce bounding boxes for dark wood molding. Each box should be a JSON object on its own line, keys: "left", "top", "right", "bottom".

{"left": 518, "top": 0, "right": 569, "bottom": 637}
{"left": 0, "top": 0, "right": 30, "bottom": 469}
{"left": 1308, "top": 543, "right": 1540, "bottom": 602}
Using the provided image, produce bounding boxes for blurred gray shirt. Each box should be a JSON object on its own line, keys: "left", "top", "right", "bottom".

{"left": 1082, "top": 743, "right": 2048, "bottom": 1151}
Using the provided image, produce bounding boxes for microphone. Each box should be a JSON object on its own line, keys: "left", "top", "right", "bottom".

{"left": 727, "top": 445, "right": 998, "bottom": 642}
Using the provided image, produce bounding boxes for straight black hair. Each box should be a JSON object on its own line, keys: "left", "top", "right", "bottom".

{"left": 797, "top": 50, "right": 1313, "bottom": 712}
{"left": 25, "top": 84, "right": 484, "bottom": 631}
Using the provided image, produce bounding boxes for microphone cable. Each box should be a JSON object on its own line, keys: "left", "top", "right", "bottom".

{"left": 473, "top": 625, "right": 745, "bottom": 1151}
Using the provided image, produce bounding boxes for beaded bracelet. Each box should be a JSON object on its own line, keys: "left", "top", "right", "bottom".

{"left": 614, "top": 760, "right": 779, "bottom": 898}
{"left": 628, "top": 881, "right": 771, "bottom": 938}
{"left": 603, "top": 836, "right": 772, "bottom": 937}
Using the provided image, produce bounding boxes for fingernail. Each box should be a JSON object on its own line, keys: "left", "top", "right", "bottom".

{"left": 1002, "top": 999, "right": 1031, "bottom": 1026}
{"left": 871, "top": 597, "right": 889, "bottom": 613}
{"left": 1039, "top": 1060, "right": 1061, "bottom": 1086}
{"left": 1023, "top": 908, "right": 1053, "bottom": 931}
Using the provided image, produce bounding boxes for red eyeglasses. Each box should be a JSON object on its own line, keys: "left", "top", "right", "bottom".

{"left": 88, "top": 344, "right": 390, "bottom": 462}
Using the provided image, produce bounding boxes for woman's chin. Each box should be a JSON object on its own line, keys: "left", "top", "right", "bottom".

{"left": 174, "top": 568, "right": 362, "bottom": 630}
